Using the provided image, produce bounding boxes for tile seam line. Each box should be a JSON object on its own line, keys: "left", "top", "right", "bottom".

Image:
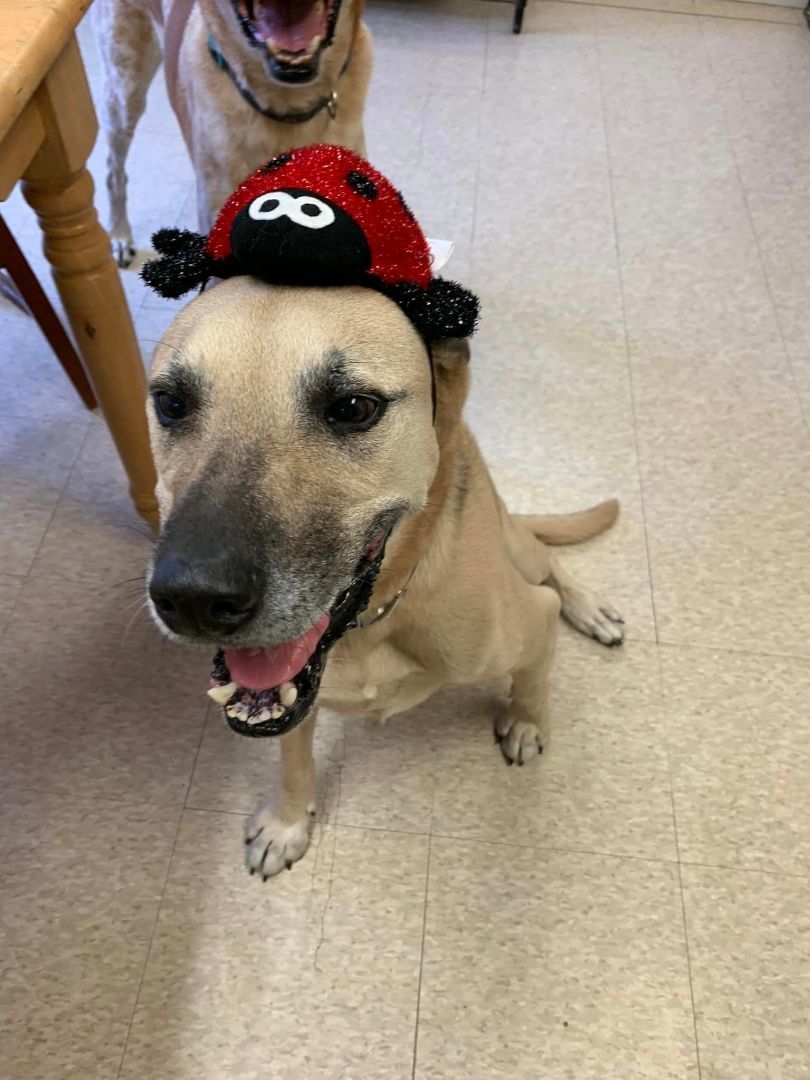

{"left": 594, "top": 12, "right": 700, "bottom": 1072}
{"left": 655, "top": 638, "right": 810, "bottom": 662}
{"left": 592, "top": 5, "right": 661, "bottom": 644}
{"left": 671, "top": 784, "right": 705, "bottom": 1078}
{"left": 467, "top": 0, "right": 489, "bottom": 256}
{"left": 662, "top": 686, "right": 707, "bottom": 1080}
{"left": 659, "top": 639, "right": 705, "bottom": 1069}
{"left": 411, "top": 833, "right": 432, "bottom": 1080}
{"left": 9, "top": 781, "right": 804, "bottom": 873}
{"left": 678, "top": 857, "right": 810, "bottom": 880}
{"left": 696, "top": 12, "right": 810, "bottom": 444}
{"left": 0, "top": 418, "right": 94, "bottom": 645}
{"left": 429, "top": 830, "right": 678, "bottom": 864}
{"left": 467, "top": 0, "right": 493, "bottom": 258}
{"left": 114, "top": 703, "right": 211, "bottom": 1079}
{"left": 557, "top": 0, "right": 804, "bottom": 26}
{"left": 1, "top": 784, "right": 194, "bottom": 811}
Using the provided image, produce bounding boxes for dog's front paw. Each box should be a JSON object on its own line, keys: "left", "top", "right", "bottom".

{"left": 112, "top": 236, "right": 137, "bottom": 269}
{"left": 494, "top": 714, "right": 545, "bottom": 766}
{"left": 244, "top": 804, "right": 315, "bottom": 879}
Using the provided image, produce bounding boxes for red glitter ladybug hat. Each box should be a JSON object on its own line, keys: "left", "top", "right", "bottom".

{"left": 141, "top": 145, "right": 479, "bottom": 341}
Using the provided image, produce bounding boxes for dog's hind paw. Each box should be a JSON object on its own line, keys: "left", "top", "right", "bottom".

{"left": 244, "top": 804, "right": 314, "bottom": 879}
{"left": 561, "top": 586, "right": 625, "bottom": 647}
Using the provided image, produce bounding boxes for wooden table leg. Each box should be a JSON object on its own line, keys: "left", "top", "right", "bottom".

{"left": 21, "top": 36, "right": 158, "bottom": 528}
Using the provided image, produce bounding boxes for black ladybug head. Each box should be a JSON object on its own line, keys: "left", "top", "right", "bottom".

{"left": 230, "top": 188, "right": 371, "bottom": 285}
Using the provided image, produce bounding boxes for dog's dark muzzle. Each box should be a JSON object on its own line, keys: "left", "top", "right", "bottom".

{"left": 212, "top": 534, "right": 389, "bottom": 737}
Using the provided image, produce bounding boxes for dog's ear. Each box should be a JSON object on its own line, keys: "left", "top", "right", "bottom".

{"left": 141, "top": 229, "right": 219, "bottom": 299}
{"left": 432, "top": 338, "right": 471, "bottom": 371}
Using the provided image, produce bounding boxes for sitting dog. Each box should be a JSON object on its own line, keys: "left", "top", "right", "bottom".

{"left": 142, "top": 147, "right": 624, "bottom": 878}
{"left": 93, "top": 0, "right": 371, "bottom": 265}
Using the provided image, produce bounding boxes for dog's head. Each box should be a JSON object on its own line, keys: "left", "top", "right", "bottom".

{"left": 147, "top": 278, "right": 466, "bottom": 736}
{"left": 225, "top": 0, "right": 362, "bottom": 84}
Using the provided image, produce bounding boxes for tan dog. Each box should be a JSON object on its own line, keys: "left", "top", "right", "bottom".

{"left": 93, "top": 0, "right": 371, "bottom": 265}
{"left": 145, "top": 278, "right": 624, "bottom": 878}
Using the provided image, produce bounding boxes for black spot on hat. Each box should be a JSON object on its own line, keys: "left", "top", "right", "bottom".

{"left": 261, "top": 153, "right": 293, "bottom": 173}
{"left": 347, "top": 170, "right": 378, "bottom": 199}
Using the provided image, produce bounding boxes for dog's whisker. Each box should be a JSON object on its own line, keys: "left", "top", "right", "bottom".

{"left": 109, "top": 575, "right": 147, "bottom": 591}
{"left": 121, "top": 521, "right": 155, "bottom": 541}
{"left": 121, "top": 598, "right": 150, "bottom": 644}
{"left": 112, "top": 586, "right": 149, "bottom": 605}
{"left": 121, "top": 592, "right": 149, "bottom": 614}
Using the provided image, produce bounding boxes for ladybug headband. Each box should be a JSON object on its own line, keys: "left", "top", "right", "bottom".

{"left": 141, "top": 145, "right": 479, "bottom": 342}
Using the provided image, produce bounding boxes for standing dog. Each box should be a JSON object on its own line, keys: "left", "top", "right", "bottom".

{"left": 93, "top": 0, "right": 371, "bottom": 265}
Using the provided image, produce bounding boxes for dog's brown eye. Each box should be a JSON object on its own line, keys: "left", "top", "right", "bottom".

{"left": 326, "top": 395, "right": 384, "bottom": 431}
{"left": 154, "top": 390, "right": 188, "bottom": 428}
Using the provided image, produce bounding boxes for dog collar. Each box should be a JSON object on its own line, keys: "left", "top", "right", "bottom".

{"left": 355, "top": 557, "right": 422, "bottom": 630}
{"left": 207, "top": 33, "right": 350, "bottom": 124}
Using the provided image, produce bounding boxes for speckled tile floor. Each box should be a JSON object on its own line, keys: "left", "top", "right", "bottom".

{"left": 2, "top": 0, "right": 810, "bottom": 1077}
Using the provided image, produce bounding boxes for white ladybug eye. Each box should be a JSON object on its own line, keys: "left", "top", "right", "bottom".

{"left": 248, "top": 191, "right": 336, "bottom": 230}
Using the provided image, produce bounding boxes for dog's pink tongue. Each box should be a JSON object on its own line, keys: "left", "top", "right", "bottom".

{"left": 224, "top": 615, "right": 329, "bottom": 691}
{"left": 256, "top": 0, "right": 325, "bottom": 53}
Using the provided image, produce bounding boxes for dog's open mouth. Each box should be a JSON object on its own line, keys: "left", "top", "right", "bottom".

{"left": 208, "top": 532, "right": 386, "bottom": 738}
{"left": 233, "top": 0, "right": 343, "bottom": 82}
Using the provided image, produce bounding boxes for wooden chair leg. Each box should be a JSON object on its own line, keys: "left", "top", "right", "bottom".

{"left": 0, "top": 214, "right": 97, "bottom": 410}
{"left": 0, "top": 269, "right": 30, "bottom": 313}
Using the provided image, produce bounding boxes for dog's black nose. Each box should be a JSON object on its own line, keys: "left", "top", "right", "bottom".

{"left": 149, "top": 554, "right": 262, "bottom": 637}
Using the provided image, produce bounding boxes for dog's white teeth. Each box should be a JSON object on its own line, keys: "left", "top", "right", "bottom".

{"left": 247, "top": 707, "right": 272, "bottom": 726}
{"left": 270, "top": 704, "right": 285, "bottom": 720}
{"left": 207, "top": 682, "right": 238, "bottom": 706}
{"left": 225, "top": 703, "right": 240, "bottom": 719}
{"left": 279, "top": 682, "right": 298, "bottom": 707}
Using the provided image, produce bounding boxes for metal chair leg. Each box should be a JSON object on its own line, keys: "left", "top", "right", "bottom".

{"left": 513, "top": 0, "right": 528, "bottom": 33}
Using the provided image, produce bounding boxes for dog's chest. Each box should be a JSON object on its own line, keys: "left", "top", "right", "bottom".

{"left": 320, "top": 635, "right": 442, "bottom": 722}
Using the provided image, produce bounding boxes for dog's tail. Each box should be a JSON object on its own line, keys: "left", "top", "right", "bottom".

{"left": 516, "top": 499, "right": 619, "bottom": 546}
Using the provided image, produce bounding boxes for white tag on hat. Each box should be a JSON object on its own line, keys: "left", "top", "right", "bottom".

{"left": 427, "top": 238, "right": 455, "bottom": 273}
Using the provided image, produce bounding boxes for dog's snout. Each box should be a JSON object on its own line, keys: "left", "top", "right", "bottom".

{"left": 149, "top": 554, "right": 262, "bottom": 637}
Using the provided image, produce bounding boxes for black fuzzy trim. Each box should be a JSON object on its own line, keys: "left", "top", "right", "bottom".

{"left": 141, "top": 230, "right": 218, "bottom": 299}
{"left": 382, "top": 278, "right": 480, "bottom": 341}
